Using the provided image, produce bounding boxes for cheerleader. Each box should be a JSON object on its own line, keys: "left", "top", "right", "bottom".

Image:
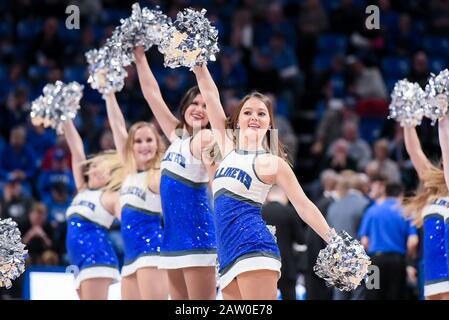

{"left": 63, "top": 119, "right": 122, "bottom": 300}
{"left": 134, "top": 47, "right": 217, "bottom": 300}
{"left": 403, "top": 125, "right": 449, "bottom": 300}
{"left": 104, "top": 92, "right": 168, "bottom": 300}
{"left": 193, "top": 65, "right": 331, "bottom": 300}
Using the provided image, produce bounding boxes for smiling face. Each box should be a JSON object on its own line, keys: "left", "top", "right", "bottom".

{"left": 237, "top": 97, "right": 271, "bottom": 146}
{"left": 183, "top": 94, "right": 209, "bottom": 130}
{"left": 132, "top": 126, "right": 158, "bottom": 170}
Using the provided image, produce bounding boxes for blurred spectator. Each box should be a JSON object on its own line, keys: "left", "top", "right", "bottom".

{"left": 21, "top": 202, "right": 57, "bottom": 265}
{"left": 311, "top": 98, "right": 359, "bottom": 156}
{"left": 268, "top": 32, "right": 304, "bottom": 110}
{"left": 26, "top": 124, "right": 56, "bottom": 164}
{"left": 262, "top": 186, "right": 304, "bottom": 300}
{"left": 1, "top": 63, "right": 29, "bottom": 105}
{"left": 0, "top": 126, "right": 37, "bottom": 192}
{"left": 359, "top": 182, "right": 419, "bottom": 299}
{"left": 218, "top": 47, "right": 248, "bottom": 95}
{"left": 249, "top": 47, "right": 282, "bottom": 94}
{"left": 230, "top": 9, "right": 254, "bottom": 51}
{"left": 37, "top": 148, "right": 75, "bottom": 199}
{"left": 0, "top": 87, "right": 30, "bottom": 140}
{"left": 41, "top": 135, "right": 71, "bottom": 171}
{"left": 28, "top": 17, "right": 64, "bottom": 68}
{"left": 330, "top": 0, "right": 363, "bottom": 34}
{"left": 367, "top": 139, "right": 401, "bottom": 183}
{"left": 407, "top": 51, "right": 430, "bottom": 89}
{"left": 98, "top": 129, "right": 115, "bottom": 152}
{"left": 388, "top": 14, "right": 420, "bottom": 56}
{"left": 0, "top": 176, "right": 33, "bottom": 228}
{"left": 429, "top": 0, "right": 449, "bottom": 35}
{"left": 43, "top": 181, "right": 71, "bottom": 258}
{"left": 346, "top": 56, "right": 388, "bottom": 100}
{"left": 327, "top": 120, "right": 372, "bottom": 170}
{"left": 305, "top": 169, "right": 337, "bottom": 300}
{"left": 320, "top": 139, "right": 358, "bottom": 172}
{"left": 326, "top": 171, "right": 370, "bottom": 299}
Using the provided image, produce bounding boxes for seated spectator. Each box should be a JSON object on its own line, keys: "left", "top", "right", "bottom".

{"left": 26, "top": 123, "right": 56, "bottom": 165}
{"left": 320, "top": 138, "right": 358, "bottom": 172}
{"left": 429, "top": 0, "right": 449, "bottom": 35}
{"left": 0, "top": 126, "right": 37, "bottom": 193}
{"left": 0, "top": 175, "right": 33, "bottom": 228}
{"left": 346, "top": 55, "right": 388, "bottom": 100}
{"left": 327, "top": 120, "right": 372, "bottom": 170}
{"left": 311, "top": 98, "right": 359, "bottom": 157}
{"left": 366, "top": 139, "right": 401, "bottom": 183}
{"left": 388, "top": 13, "right": 420, "bottom": 57}
{"left": 41, "top": 136, "right": 71, "bottom": 171}
{"left": 0, "top": 87, "right": 30, "bottom": 140}
{"left": 407, "top": 51, "right": 430, "bottom": 89}
{"left": 21, "top": 202, "right": 57, "bottom": 266}
{"left": 359, "top": 182, "right": 419, "bottom": 300}
{"left": 326, "top": 171, "right": 370, "bottom": 299}
{"left": 43, "top": 181, "right": 72, "bottom": 258}
{"left": 28, "top": 17, "right": 63, "bottom": 67}
{"left": 330, "top": 0, "right": 364, "bottom": 35}
{"left": 218, "top": 47, "right": 248, "bottom": 96}
{"left": 249, "top": 47, "right": 282, "bottom": 94}
{"left": 37, "top": 149, "right": 75, "bottom": 199}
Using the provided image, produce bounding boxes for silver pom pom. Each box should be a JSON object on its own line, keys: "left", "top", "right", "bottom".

{"left": 388, "top": 79, "right": 425, "bottom": 127}
{"left": 158, "top": 8, "right": 220, "bottom": 69}
{"left": 86, "top": 3, "right": 171, "bottom": 97}
{"left": 267, "top": 225, "right": 277, "bottom": 242}
{"left": 423, "top": 69, "right": 449, "bottom": 124}
{"left": 0, "top": 218, "right": 28, "bottom": 289}
{"left": 313, "top": 229, "right": 371, "bottom": 291}
{"left": 30, "top": 81, "right": 83, "bottom": 134}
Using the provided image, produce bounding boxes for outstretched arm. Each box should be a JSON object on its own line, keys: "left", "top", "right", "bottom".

{"left": 193, "top": 65, "right": 228, "bottom": 153}
{"left": 275, "top": 158, "right": 331, "bottom": 242}
{"left": 439, "top": 116, "right": 449, "bottom": 189}
{"left": 62, "top": 120, "right": 86, "bottom": 191}
{"left": 104, "top": 93, "right": 128, "bottom": 161}
{"left": 134, "top": 46, "right": 179, "bottom": 141}
{"left": 403, "top": 126, "right": 432, "bottom": 179}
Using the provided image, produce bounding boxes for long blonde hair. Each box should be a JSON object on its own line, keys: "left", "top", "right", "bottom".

{"left": 403, "top": 164, "right": 448, "bottom": 227}
{"left": 83, "top": 150, "right": 125, "bottom": 192}
{"left": 122, "top": 122, "right": 166, "bottom": 189}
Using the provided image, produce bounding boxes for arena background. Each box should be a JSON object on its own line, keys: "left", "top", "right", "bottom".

{"left": 0, "top": 0, "right": 444, "bottom": 299}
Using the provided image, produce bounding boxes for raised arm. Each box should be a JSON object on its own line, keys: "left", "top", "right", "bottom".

{"left": 439, "top": 116, "right": 449, "bottom": 189}
{"left": 275, "top": 158, "right": 331, "bottom": 242}
{"left": 193, "top": 65, "right": 228, "bottom": 153}
{"left": 104, "top": 92, "right": 128, "bottom": 161}
{"left": 62, "top": 120, "right": 86, "bottom": 191}
{"left": 403, "top": 126, "right": 432, "bottom": 179}
{"left": 134, "top": 46, "right": 179, "bottom": 141}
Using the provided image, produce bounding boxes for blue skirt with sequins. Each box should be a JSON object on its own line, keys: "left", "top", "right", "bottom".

{"left": 423, "top": 214, "right": 449, "bottom": 296}
{"left": 214, "top": 193, "right": 281, "bottom": 288}
{"left": 66, "top": 215, "right": 119, "bottom": 274}
{"left": 158, "top": 173, "right": 217, "bottom": 268}
{"left": 120, "top": 205, "right": 163, "bottom": 276}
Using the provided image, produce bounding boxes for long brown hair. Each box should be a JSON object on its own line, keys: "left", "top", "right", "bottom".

{"left": 225, "top": 92, "right": 289, "bottom": 162}
{"left": 175, "top": 86, "right": 210, "bottom": 137}
{"left": 122, "top": 122, "right": 166, "bottom": 189}
{"left": 403, "top": 164, "right": 448, "bottom": 227}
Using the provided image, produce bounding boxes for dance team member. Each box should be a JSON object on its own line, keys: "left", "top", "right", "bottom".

{"left": 104, "top": 92, "right": 168, "bottom": 299}
{"left": 193, "top": 65, "right": 331, "bottom": 300}
{"left": 63, "top": 118, "right": 123, "bottom": 300}
{"left": 134, "top": 47, "right": 217, "bottom": 300}
{"left": 403, "top": 124, "right": 449, "bottom": 299}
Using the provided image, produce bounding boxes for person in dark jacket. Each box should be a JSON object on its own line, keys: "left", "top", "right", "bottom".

{"left": 262, "top": 186, "right": 305, "bottom": 300}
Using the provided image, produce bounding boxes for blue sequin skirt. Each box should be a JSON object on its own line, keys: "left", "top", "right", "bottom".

{"left": 159, "top": 173, "right": 217, "bottom": 269}
{"left": 214, "top": 193, "right": 281, "bottom": 289}
{"left": 423, "top": 214, "right": 449, "bottom": 296}
{"left": 66, "top": 215, "right": 120, "bottom": 288}
{"left": 120, "top": 205, "right": 163, "bottom": 276}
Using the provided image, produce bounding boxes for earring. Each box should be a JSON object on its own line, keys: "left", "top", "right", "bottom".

{"left": 236, "top": 124, "right": 240, "bottom": 129}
